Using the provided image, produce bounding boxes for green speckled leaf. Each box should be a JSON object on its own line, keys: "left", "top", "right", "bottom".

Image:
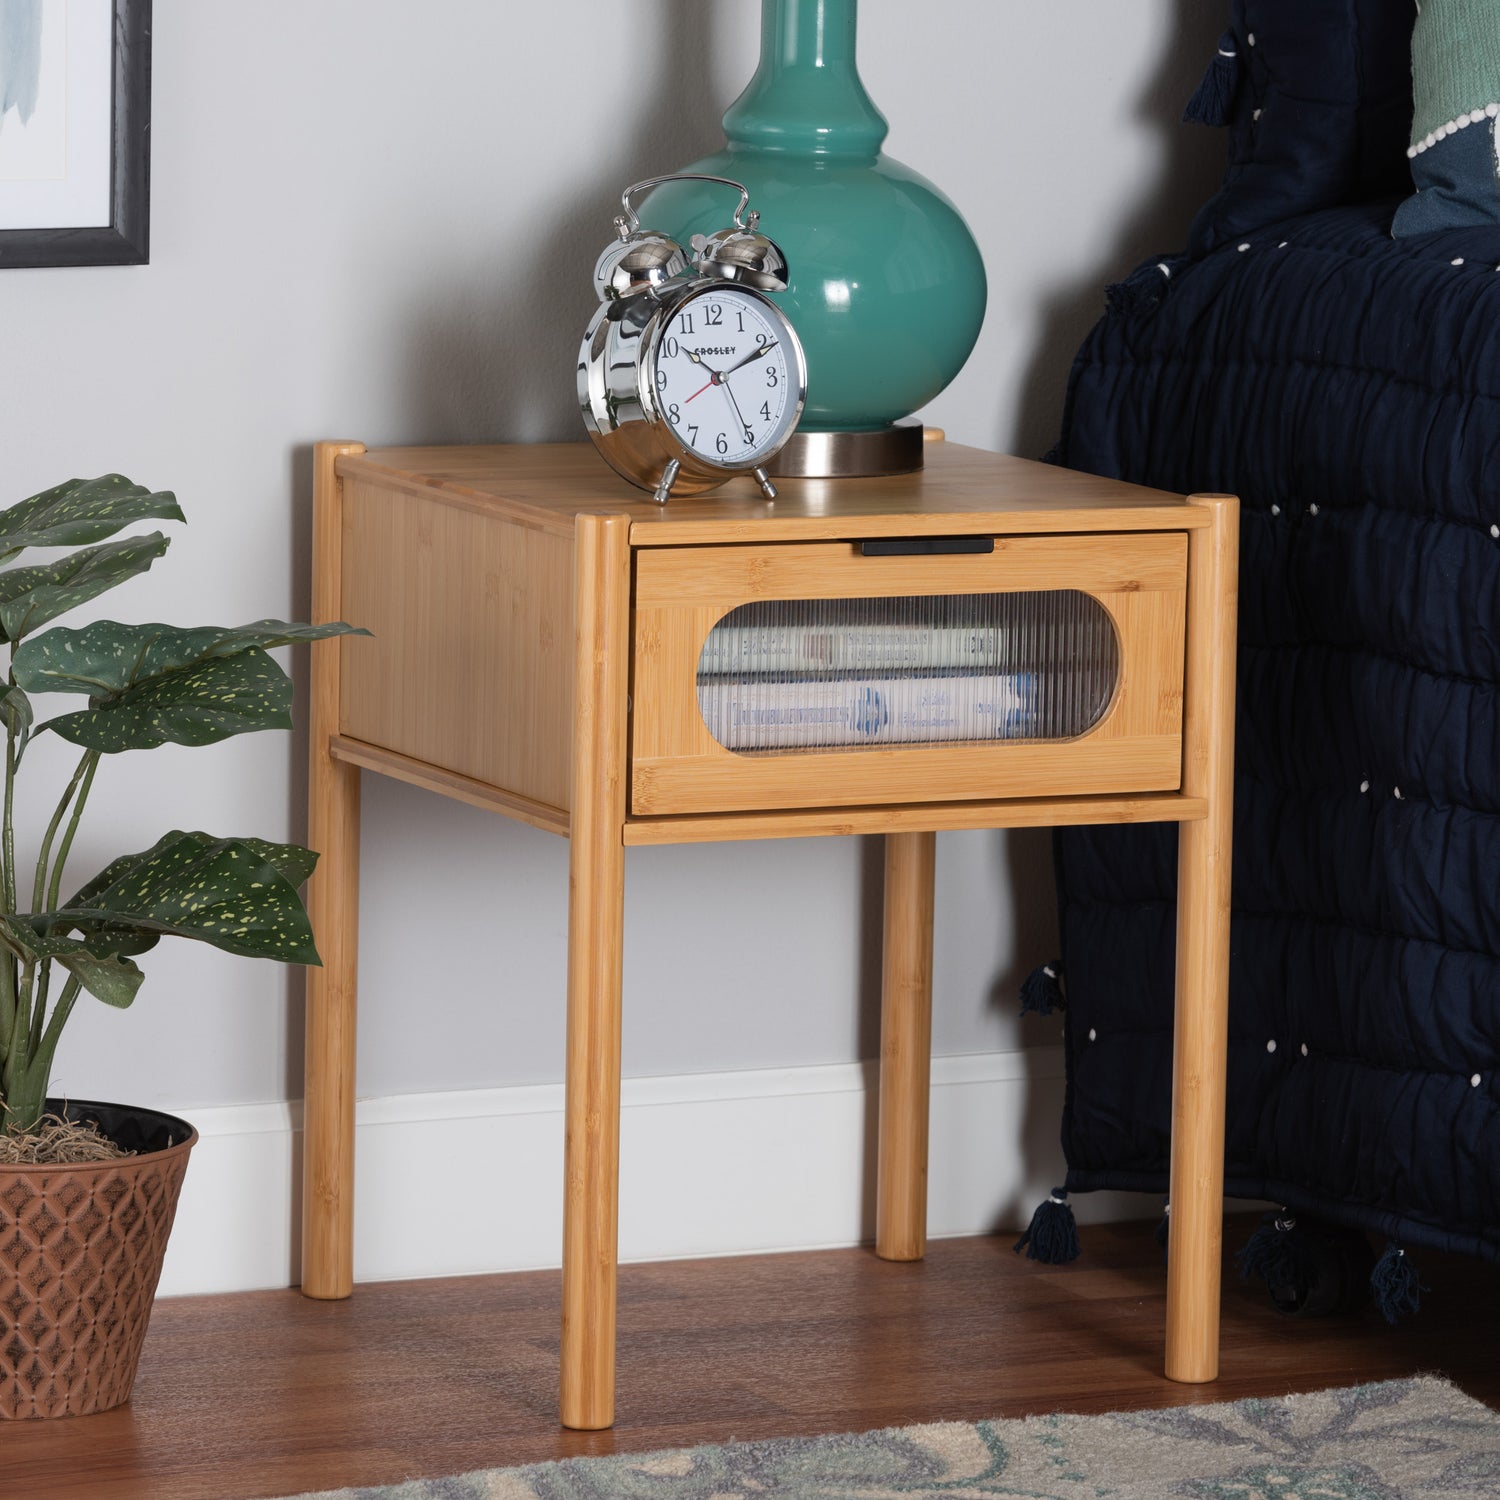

{"left": 44, "top": 647, "right": 292, "bottom": 752}
{"left": 13, "top": 617, "right": 365, "bottom": 697}
{"left": 236, "top": 836, "right": 319, "bottom": 889}
{"left": 0, "top": 475, "right": 182, "bottom": 558}
{"left": 14, "top": 617, "right": 367, "bottom": 753}
{"left": 0, "top": 682, "right": 32, "bottom": 757}
{"left": 0, "top": 917, "right": 145, "bottom": 1008}
{"left": 0, "top": 532, "right": 171, "bottom": 642}
{"left": 53, "top": 829, "right": 321, "bottom": 965}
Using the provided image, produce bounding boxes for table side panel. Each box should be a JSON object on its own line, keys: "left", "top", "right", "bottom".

{"left": 631, "top": 534, "right": 1187, "bottom": 815}
{"left": 339, "top": 477, "right": 575, "bottom": 812}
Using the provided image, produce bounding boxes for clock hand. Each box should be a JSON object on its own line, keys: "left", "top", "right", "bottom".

{"left": 684, "top": 348, "right": 727, "bottom": 403}
{"left": 722, "top": 338, "right": 779, "bottom": 377}
{"left": 720, "top": 380, "right": 755, "bottom": 445}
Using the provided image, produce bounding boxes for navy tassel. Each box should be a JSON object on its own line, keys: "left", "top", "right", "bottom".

{"left": 1155, "top": 1202, "right": 1171, "bottom": 1255}
{"left": 1183, "top": 30, "right": 1241, "bottom": 127}
{"left": 1371, "top": 1242, "right": 1424, "bottom": 1324}
{"left": 1014, "top": 1188, "right": 1081, "bottom": 1264}
{"left": 1237, "top": 1210, "right": 1316, "bottom": 1306}
{"left": 1019, "top": 960, "right": 1065, "bottom": 1017}
{"left": 1105, "top": 258, "right": 1180, "bottom": 317}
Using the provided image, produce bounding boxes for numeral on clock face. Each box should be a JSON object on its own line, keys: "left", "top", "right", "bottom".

{"left": 652, "top": 287, "right": 797, "bottom": 466}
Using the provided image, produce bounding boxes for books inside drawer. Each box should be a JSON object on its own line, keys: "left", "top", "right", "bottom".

{"left": 630, "top": 533, "right": 1187, "bottom": 816}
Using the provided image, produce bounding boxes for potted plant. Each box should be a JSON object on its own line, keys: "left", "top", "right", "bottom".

{"left": 0, "top": 472, "right": 360, "bottom": 1419}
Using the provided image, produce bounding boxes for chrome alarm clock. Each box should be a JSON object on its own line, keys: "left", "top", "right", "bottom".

{"left": 577, "top": 175, "right": 808, "bottom": 504}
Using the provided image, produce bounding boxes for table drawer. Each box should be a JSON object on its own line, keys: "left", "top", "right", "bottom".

{"left": 630, "top": 532, "right": 1187, "bottom": 815}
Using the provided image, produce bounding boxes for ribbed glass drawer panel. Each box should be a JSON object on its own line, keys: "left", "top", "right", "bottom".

{"left": 696, "top": 591, "right": 1119, "bottom": 753}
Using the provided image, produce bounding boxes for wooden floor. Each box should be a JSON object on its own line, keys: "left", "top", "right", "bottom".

{"left": 9, "top": 1218, "right": 1497, "bottom": 1500}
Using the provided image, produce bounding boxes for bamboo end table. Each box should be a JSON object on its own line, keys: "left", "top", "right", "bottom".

{"left": 300, "top": 437, "right": 1238, "bottom": 1430}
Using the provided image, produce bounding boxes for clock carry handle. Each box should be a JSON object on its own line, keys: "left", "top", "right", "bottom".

{"left": 614, "top": 175, "right": 757, "bottom": 239}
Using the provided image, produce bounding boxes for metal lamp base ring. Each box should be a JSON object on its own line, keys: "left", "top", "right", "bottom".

{"left": 766, "top": 418, "right": 925, "bottom": 478}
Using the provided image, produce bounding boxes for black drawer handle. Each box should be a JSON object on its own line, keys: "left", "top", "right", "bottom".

{"left": 859, "top": 536, "right": 994, "bottom": 557}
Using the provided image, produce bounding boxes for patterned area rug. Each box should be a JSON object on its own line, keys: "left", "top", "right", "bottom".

{"left": 279, "top": 1377, "right": 1500, "bottom": 1499}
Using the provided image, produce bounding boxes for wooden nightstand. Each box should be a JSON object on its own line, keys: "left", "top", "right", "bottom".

{"left": 301, "top": 438, "right": 1238, "bottom": 1430}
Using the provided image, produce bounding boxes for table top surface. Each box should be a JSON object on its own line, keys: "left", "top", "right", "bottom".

{"left": 338, "top": 440, "right": 1211, "bottom": 545}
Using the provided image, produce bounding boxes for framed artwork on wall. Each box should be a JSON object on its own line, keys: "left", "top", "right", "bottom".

{"left": 0, "top": 0, "right": 150, "bottom": 268}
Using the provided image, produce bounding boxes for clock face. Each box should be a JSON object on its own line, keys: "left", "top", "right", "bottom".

{"left": 648, "top": 287, "right": 802, "bottom": 468}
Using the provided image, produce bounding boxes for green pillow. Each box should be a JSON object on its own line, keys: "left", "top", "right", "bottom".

{"left": 1392, "top": 0, "right": 1500, "bottom": 235}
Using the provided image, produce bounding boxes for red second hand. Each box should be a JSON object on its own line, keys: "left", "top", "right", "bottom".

{"left": 685, "top": 379, "right": 715, "bottom": 403}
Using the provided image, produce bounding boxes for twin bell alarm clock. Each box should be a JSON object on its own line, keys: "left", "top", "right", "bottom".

{"left": 577, "top": 175, "right": 808, "bottom": 504}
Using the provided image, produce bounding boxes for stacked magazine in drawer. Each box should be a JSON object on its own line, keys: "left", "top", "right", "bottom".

{"left": 695, "top": 592, "right": 1119, "bottom": 753}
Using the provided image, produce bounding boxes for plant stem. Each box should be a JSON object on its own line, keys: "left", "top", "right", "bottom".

{"left": 2, "top": 729, "right": 15, "bottom": 916}
{"left": 28, "top": 959, "right": 49, "bottom": 1059}
{"left": 46, "top": 750, "right": 99, "bottom": 912}
{"left": 2, "top": 960, "right": 30, "bottom": 1108}
{"left": 33, "top": 749, "right": 95, "bottom": 915}
{"left": 0, "top": 951, "right": 11, "bottom": 1073}
{"left": 17, "top": 974, "right": 82, "bottom": 1119}
{"left": 0, "top": 723, "right": 15, "bottom": 1094}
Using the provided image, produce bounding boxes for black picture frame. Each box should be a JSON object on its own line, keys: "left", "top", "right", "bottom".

{"left": 0, "top": 0, "right": 151, "bottom": 269}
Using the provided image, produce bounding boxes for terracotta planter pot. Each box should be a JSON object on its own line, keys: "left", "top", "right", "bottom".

{"left": 0, "top": 1099, "right": 196, "bottom": 1419}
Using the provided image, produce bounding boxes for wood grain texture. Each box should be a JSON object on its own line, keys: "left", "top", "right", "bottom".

{"left": 337, "top": 441, "right": 1209, "bottom": 547}
{"left": 560, "top": 514, "right": 633, "bottom": 1431}
{"left": 1166, "top": 495, "right": 1240, "bottom": 1384}
{"left": 302, "top": 441, "right": 366, "bottom": 1302}
{"left": 298, "top": 440, "right": 1231, "bottom": 1429}
{"left": 10, "top": 1222, "right": 1499, "bottom": 1500}
{"left": 621, "top": 793, "right": 1210, "bottom": 845}
{"left": 329, "top": 736, "right": 569, "bottom": 836}
{"left": 875, "top": 832, "right": 936, "bottom": 1262}
{"left": 339, "top": 478, "right": 576, "bottom": 810}
{"left": 633, "top": 533, "right": 1189, "bottom": 609}
{"left": 631, "top": 536, "right": 1188, "bottom": 815}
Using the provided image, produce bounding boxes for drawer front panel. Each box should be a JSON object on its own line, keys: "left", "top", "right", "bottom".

{"left": 631, "top": 534, "right": 1187, "bottom": 815}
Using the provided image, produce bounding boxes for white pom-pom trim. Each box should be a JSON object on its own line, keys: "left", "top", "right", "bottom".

{"left": 1410, "top": 104, "right": 1500, "bottom": 156}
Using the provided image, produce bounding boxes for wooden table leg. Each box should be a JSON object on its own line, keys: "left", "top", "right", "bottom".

{"left": 560, "top": 515, "right": 632, "bottom": 1431}
{"left": 1165, "top": 494, "right": 1238, "bottom": 1382}
{"left": 876, "top": 830, "right": 937, "bottom": 1261}
{"left": 302, "top": 441, "right": 365, "bottom": 1301}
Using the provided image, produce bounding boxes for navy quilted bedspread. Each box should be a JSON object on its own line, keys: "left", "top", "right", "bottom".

{"left": 1052, "top": 200, "right": 1500, "bottom": 1261}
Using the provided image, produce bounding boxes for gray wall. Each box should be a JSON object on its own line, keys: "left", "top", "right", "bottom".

{"left": 0, "top": 1, "right": 1223, "bottom": 1114}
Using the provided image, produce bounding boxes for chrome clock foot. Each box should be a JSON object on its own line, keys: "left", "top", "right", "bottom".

{"left": 653, "top": 459, "right": 680, "bottom": 504}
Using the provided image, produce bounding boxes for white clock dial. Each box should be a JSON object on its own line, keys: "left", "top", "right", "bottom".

{"left": 650, "top": 288, "right": 800, "bottom": 467}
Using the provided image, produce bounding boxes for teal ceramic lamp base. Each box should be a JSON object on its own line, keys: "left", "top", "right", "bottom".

{"left": 645, "top": 0, "right": 986, "bottom": 476}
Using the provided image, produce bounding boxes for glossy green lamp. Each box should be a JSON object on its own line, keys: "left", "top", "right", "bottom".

{"left": 645, "top": 0, "right": 987, "bottom": 475}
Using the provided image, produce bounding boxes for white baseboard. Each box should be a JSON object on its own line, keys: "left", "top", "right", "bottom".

{"left": 156, "top": 1046, "right": 1152, "bottom": 1298}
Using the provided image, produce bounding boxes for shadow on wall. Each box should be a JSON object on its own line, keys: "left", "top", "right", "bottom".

{"left": 279, "top": 0, "right": 728, "bottom": 1110}
{"left": 399, "top": 0, "right": 728, "bottom": 446}
{"left": 1010, "top": 1, "right": 1226, "bottom": 463}
{"left": 992, "top": 1, "right": 1226, "bottom": 1224}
